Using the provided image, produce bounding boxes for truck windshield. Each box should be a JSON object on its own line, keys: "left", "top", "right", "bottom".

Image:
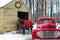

{"left": 37, "top": 20, "right": 55, "bottom": 24}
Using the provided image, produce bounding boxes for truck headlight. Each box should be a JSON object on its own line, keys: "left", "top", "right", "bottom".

{"left": 36, "top": 31, "right": 43, "bottom": 38}
{"left": 56, "top": 31, "right": 60, "bottom": 37}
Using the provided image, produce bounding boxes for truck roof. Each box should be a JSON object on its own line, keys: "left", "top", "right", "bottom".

{"left": 37, "top": 17, "right": 55, "bottom": 21}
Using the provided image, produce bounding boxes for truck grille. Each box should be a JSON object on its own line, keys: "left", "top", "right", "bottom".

{"left": 43, "top": 31, "right": 55, "bottom": 38}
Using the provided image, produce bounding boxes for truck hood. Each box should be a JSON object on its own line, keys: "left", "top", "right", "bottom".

{"left": 37, "top": 23, "right": 56, "bottom": 30}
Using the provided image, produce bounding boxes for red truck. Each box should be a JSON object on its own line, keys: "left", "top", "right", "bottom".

{"left": 32, "top": 17, "right": 60, "bottom": 40}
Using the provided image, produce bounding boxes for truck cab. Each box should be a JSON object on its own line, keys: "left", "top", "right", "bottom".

{"left": 32, "top": 17, "right": 60, "bottom": 40}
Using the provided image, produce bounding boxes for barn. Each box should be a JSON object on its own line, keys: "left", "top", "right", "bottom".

{"left": 0, "top": 0, "right": 31, "bottom": 33}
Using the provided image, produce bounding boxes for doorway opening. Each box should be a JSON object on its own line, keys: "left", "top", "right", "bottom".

{"left": 17, "top": 11, "right": 29, "bottom": 30}
{"left": 18, "top": 11, "right": 28, "bottom": 20}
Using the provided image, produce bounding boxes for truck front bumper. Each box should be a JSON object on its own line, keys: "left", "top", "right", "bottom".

{"left": 33, "top": 38, "right": 60, "bottom": 40}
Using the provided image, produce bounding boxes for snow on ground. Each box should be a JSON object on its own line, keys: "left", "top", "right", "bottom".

{"left": 1, "top": 23, "right": 36, "bottom": 40}
{"left": 0, "top": 30, "right": 32, "bottom": 40}
{"left": 0, "top": 34, "right": 31, "bottom": 40}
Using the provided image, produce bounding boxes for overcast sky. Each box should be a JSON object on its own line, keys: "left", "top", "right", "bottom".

{"left": 0, "top": 0, "right": 12, "bottom": 8}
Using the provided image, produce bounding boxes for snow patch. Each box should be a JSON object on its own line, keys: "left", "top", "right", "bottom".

{"left": 0, "top": 0, "right": 12, "bottom": 8}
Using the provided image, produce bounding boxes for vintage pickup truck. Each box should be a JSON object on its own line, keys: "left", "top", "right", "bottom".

{"left": 32, "top": 17, "right": 60, "bottom": 40}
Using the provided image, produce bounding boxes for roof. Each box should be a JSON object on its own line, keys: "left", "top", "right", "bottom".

{"left": 37, "top": 17, "right": 55, "bottom": 21}
{"left": 0, "top": 0, "right": 13, "bottom": 8}
{"left": 0, "top": 0, "right": 30, "bottom": 12}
